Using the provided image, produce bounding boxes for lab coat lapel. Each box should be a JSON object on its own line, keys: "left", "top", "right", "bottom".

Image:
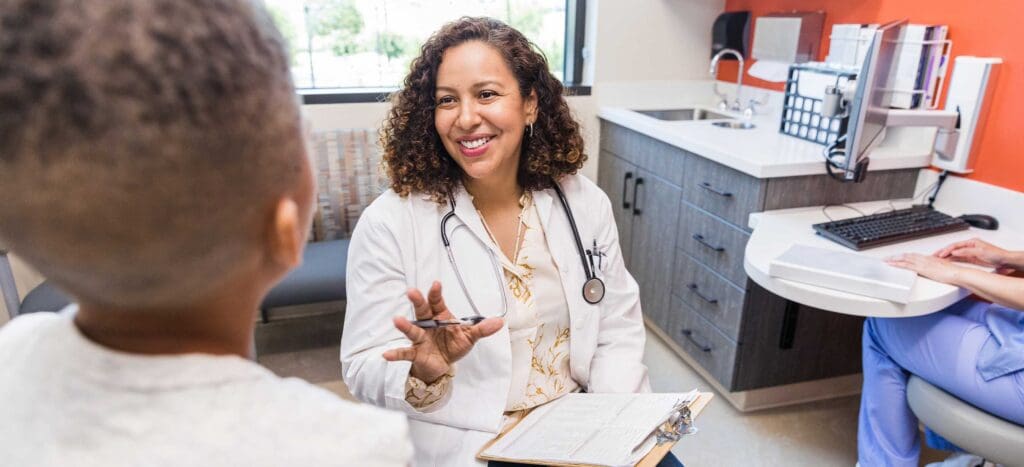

{"left": 536, "top": 187, "right": 575, "bottom": 275}
{"left": 451, "top": 185, "right": 498, "bottom": 257}
{"left": 536, "top": 187, "right": 591, "bottom": 325}
{"left": 445, "top": 186, "right": 509, "bottom": 319}
{"left": 534, "top": 188, "right": 554, "bottom": 232}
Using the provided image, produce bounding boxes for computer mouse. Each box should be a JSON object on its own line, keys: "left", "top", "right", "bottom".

{"left": 958, "top": 214, "right": 999, "bottom": 230}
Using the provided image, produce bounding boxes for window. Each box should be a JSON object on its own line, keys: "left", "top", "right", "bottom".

{"left": 264, "top": 0, "right": 574, "bottom": 93}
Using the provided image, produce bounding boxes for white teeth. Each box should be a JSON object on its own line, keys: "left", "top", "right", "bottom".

{"left": 459, "top": 137, "right": 491, "bottom": 149}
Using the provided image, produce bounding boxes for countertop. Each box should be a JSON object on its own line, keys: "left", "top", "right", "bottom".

{"left": 597, "top": 105, "right": 933, "bottom": 179}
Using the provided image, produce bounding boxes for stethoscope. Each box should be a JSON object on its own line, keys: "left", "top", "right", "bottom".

{"left": 411, "top": 181, "right": 605, "bottom": 329}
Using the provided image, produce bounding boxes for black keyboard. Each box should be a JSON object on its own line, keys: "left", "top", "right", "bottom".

{"left": 813, "top": 205, "right": 969, "bottom": 250}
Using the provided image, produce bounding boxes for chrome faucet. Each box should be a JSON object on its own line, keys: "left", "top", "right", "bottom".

{"left": 709, "top": 48, "right": 744, "bottom": 113}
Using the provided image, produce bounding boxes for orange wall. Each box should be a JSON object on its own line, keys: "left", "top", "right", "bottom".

{"left": 720, "top": 0, "right": 1023, "bottom": 192}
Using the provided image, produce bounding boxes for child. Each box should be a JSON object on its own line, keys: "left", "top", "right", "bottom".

{"left": 0, "top": 0, "right": 410, "bottom": 465}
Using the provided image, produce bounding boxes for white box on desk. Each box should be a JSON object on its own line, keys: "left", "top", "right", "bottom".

{"left": 769, "top": 244, "right": 918, "bottom": 303}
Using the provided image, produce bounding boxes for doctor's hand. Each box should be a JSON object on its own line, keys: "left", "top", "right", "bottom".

{"left": 382, "top": 281, "right": 504, "bottom": 384}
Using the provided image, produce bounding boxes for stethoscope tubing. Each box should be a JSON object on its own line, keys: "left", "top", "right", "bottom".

{"left": 417, "top": 182, "right": 604, "bottom": 328}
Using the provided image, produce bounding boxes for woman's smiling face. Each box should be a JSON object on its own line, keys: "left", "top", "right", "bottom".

{"left": 433, "top": 40, "right": 537, "bottom": 187}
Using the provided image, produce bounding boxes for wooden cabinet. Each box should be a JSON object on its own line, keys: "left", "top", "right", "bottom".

{"left": 629, "top": 171, "right": 682, "bottom": 324}
{"left": 597, "top": 150, "right": 635, "bottom": 261}
{"left": 597, "top": 141, "right": 686, "bottom": 324}
{"left": 598, "top": 120, "right": 919, "bottom": 392}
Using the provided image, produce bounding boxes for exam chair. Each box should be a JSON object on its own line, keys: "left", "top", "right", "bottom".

{"left": 907, "top": 375, "right": 1024, "bottom": 467}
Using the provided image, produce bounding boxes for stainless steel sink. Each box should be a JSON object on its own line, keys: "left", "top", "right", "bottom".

{"left": 635, "top": 108, "right": 731, "bottom": 121}
{"left": 712, "top": 121, "right": 756, "bottom": 130}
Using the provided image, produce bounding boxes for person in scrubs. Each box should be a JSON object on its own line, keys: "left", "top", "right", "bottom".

{"left": 858, "top": 237, "right": 1024, "bottom": 466}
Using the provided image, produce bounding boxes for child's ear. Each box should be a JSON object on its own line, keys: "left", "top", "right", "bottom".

{"left": 267, "top": 197, "right": 304, "bottom": 270}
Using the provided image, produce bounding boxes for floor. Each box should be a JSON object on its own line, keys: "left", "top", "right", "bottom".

{"left": 258, "top": 320, "right": 946, "bottom": 466}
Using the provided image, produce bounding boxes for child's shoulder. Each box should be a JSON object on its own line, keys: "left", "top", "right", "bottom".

{"left": 229, "top": 376, "right": 412, "bottom": 465}
{"left": 0, "top": 308, "right": 67, "bottom": 351}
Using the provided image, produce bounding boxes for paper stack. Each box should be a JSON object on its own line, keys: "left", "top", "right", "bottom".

{"left": 479, "top": 391, "right": 702, "bottom": 467}
{"left": 769, "top": 244, "right": 918, "bottom": 303}
{"left": 884, "top": 24, "right": 950, "bottom": 109}
{"left": 826, "top": 23, "right": 949, "bottom": 110}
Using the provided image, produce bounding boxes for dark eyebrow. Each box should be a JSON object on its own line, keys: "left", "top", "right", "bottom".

{"left": 434, "top": 80, "right": 507, "bottom": 94}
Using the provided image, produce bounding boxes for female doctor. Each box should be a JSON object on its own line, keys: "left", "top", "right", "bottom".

{"left": 340, "top": 17, "right": 656, "bottom": 466}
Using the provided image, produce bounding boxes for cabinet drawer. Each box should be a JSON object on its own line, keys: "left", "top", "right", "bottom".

{"left": 682, "top": 154, "right": 766, "bottom": 229}
{"left": 599, "top": 121, "right": 687, "bottom": 187}
{"left": 667, "top": 296, "right": 737, "bottom": 389}
{"left": 676, "top": 202, "right": 750, "bottom": 288}
{"left": 673, "top": 251, "right": 745, "bottom": 340}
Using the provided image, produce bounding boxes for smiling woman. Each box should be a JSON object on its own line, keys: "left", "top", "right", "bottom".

{"left": 340, "top": 16, "right": 659, "bottom": 467}
{"left": 380, "top": 17, "right": 584, "bottom": 204}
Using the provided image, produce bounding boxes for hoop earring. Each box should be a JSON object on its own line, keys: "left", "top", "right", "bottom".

{"left": 528, "top": 122, "right": 534, "bottom": 138}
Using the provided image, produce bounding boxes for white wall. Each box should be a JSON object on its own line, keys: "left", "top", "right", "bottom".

{"left": 590, "top": 0, "right": 723, "bottom": 83}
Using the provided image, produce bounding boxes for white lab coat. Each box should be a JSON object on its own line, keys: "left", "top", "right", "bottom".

{"left": 341, "top": 174, "right": 650, "bottom": 466}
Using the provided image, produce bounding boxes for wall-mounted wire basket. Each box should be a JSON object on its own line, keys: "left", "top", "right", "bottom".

{"left": 780, "top": 64, "right": 855, "bottom": 145}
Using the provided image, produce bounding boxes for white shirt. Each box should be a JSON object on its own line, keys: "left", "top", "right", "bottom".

{"left": 0, "top": 307, "right": 412, "bottom": 467}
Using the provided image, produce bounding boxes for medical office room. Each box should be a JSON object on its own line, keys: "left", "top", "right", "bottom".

{"left": 1, "top": 0, "right": 1023, "bottom": 466}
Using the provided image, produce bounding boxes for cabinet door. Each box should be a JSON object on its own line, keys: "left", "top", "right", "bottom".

{"left": 628, "top": 170, "right": 681, "bottom": 322}
{"left": 731, "top": 280, "right": 864, "bottom": 391}
{"left": 596, "top": 150, "right": 636, "bottom": 263}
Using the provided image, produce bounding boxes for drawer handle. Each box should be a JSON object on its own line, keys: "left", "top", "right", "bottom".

{"left": 692, "top": 234, "right": 725, "bottom": 252}
{"left": 632, "top": 177, "right": 645, "bottom": 216}
{"left": 681, "top": 329, "right": 712, "bottom": 352}
{"left": 687, "top": 283, "right": 719, "bottom": 304}
{"left": 699, "top": 181, "right": 733, "bottom": 198}
{"left": 622, "top": 172, "right": 634, "bottom": 209}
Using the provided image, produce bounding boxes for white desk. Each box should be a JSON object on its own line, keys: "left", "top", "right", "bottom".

{"left": 744, "top": 198, "right": 1024, "bottom": 318}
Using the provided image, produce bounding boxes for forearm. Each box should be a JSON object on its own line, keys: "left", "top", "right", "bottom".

{"left": 1004, "top": 251, "right": 1024, "bottom": 271}
{"left": 952, "top": 268, "right": 1024, "bottom": 310}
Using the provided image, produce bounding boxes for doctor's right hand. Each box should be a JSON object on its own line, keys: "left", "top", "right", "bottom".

{"left": 382, "top": 281, "right": 504, "bottom": 384}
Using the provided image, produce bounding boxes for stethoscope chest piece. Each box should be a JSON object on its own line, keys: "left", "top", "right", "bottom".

{"left": 583, "top": 277, "right": 605, "bottom": 304}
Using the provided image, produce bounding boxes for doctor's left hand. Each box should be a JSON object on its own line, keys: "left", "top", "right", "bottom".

{"left": 382, "top": 281, "right": 504, "bottom": 384}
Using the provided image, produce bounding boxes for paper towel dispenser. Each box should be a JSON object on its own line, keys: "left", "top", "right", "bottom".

{"left": 752, "top": 11, "right": 825, "bottom": 63}
{"left": 711, "top": 11, "right": 750, "bottom": 59}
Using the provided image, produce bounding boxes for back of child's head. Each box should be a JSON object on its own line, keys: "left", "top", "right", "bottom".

{"left": 0, "top": 0, "right": 306, "bottom": 309}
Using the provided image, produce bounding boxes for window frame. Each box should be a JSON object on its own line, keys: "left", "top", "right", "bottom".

{"left": 298, "top": 0, "right": 590, "bottom": 105}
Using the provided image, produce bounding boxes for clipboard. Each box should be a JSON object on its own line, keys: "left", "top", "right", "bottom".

{"left": 477, "top": 392, "right": 714, "bottom": 467}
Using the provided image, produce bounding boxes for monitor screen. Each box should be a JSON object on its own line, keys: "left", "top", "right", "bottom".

{"left": 841, "top": 20, "right": 905, "bottom": 180}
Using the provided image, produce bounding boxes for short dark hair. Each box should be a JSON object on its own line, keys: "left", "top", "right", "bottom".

{"left": 380, "top": 16, "right": 586, "bottom": 203}
{"left": 0, "top": 0, "right": 306, "bottom": 308}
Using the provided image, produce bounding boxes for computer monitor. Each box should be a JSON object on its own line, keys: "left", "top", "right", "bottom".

{"left": 837, "top": 20, "right": 906, "bottom": 182}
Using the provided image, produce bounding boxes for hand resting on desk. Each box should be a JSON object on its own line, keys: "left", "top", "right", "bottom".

{"left": 934, "top": 237, "right": 1024, "bottom": 273}
{"left": 886, "top": 238, "right": 1024, "bottom": 310}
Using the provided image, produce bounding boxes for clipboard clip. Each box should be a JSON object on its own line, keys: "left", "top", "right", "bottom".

{"left": 655, "top": 401, "right": 697, "bottom": 445}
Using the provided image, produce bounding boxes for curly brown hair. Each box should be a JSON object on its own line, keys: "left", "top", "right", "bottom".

{"left": 381, "top": 16, "right": 585, "bottom": 203}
